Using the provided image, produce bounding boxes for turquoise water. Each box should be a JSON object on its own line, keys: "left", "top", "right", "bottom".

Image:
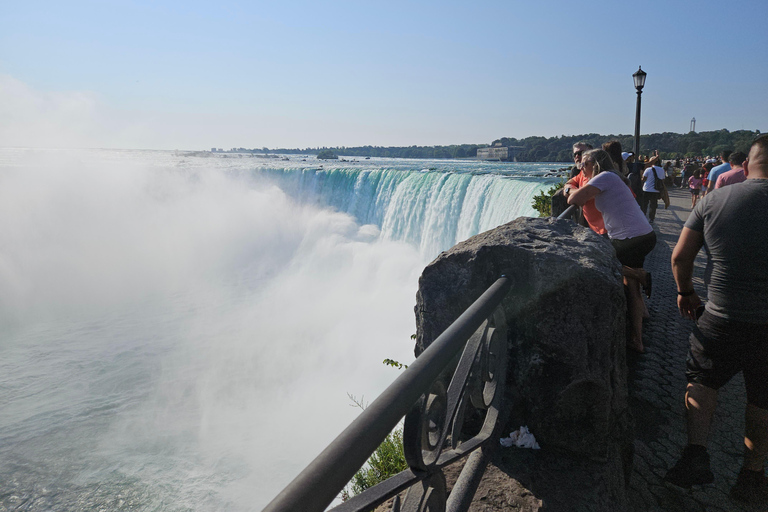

{"left": 252, "top": 156, "right": 561, "bottom": 256}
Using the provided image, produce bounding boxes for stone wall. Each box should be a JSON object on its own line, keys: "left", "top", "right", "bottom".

{"left": 414, "top": 217, "right": 633, "bottom": 510}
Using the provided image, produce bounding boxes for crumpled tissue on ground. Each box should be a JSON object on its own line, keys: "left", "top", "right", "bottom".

{"left": 499, "top": 426, "right": 540, "bottom": 449}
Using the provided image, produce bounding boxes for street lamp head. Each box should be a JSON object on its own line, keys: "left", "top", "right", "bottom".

{"left": 633, "top": 66, "right": 647, "bottom": 91}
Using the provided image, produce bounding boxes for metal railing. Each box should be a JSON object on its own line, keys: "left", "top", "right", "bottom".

{"left": 263, "top": 276, "right": 512, "bottom": 512}
{"left": 556, "top": 204, "right": 577, "bottom": 221}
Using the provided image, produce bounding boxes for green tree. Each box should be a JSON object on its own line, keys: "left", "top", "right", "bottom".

{"left": 531, "top": 182, "right": 564, "bottom": 217}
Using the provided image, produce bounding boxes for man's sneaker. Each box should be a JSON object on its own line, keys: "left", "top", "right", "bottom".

{"left": 663, "top": 445, "right": 715, "bottom": 489}
{"left": 730, "top": 469, "right": 768, "bottom": 505}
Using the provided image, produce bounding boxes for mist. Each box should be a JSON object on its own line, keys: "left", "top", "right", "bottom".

{"left": 0, "top": 149, "right": 424, "bottom": 509}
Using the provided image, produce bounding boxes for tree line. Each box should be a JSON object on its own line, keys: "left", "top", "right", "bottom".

{"left": 244, "top": 144, "right": 484, "bottom": 159}
{"left": 490, "top": 129, "right": 759, "bottom": 162}
{"left": 222, "top": 129, "right": 760, "bottom": 162}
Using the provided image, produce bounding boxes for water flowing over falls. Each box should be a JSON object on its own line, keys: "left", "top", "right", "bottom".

{"left": 0, "top": 149, "right": 560, "bottom": 510}
{"left": 258, "top": 165, "right": 550, "bottom": 256}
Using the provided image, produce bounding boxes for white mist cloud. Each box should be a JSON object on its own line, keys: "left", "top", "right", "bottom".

{"left": 0, "top": 76, "right": 211, "bottom": 150}
{"left": 0, "top": 75, "right": 109, "bottom": 148}
{"left": 0, "top": 149, "right": 424, "bottom": 509}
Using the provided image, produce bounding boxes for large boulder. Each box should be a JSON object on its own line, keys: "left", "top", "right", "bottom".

{"left": 414, "top": 217, "right": 633, "bottom": 508}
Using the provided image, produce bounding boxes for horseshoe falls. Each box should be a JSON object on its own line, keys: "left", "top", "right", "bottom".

{"left": 256, "top": 162, "right": 554, "bottom": 257}
{"left": 0, "top": 149, "right": 559, "bottom": 511}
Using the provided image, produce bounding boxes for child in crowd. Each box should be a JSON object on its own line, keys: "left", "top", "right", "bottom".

{"left": 689, "top": 170, "right": 703, "bottom": 208}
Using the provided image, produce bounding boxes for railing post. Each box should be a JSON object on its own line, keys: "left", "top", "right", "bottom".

{"left": 556, "top": 204, "right": 577, "bottom": 221}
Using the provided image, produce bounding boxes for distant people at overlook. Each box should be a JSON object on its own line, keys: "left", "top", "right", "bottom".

{"left": 700, "top": 161, "right": 714, "bottom": 193}
{"left": 681, "top": 160, "right": 696, "bottom": 189}
{"left": 641, "top": 154, "right": 666, "bottom": 223}
{"left": 602, "top": 140, "right": 630, "bottom": 177}
{"left": 688, "top": 170, "right": 703, "bottom": 208}
{"left": 703, "top": 150, "right": 732, "bottom": 195}
{"left": 663, "top": 161, "right": 674, "bottom": 185}
{"left": 715, "top": 151, "right": 747, "bottom": 189}
{"left": 624, "top": 152, "right": 643, "bottom": 205}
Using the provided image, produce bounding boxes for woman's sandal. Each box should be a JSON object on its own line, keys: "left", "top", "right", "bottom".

{"left": 643, "top": 272, "right": 652, "bottom": 298}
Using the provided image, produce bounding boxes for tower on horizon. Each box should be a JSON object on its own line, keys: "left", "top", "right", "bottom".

{"left": 690, "top": 117, "right": 696, "bottom": 132}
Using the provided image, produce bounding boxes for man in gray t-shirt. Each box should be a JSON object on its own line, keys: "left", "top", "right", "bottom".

{"left": 665, "top": 135, "right": 768, "bottom": 504}
{"left": 684, "top": 178, "right": 768, "bottom": 322}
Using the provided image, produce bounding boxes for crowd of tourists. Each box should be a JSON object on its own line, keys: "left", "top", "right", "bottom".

{"left": 676, "top": 150, "right": 749, "bottom": 208}
{"left": 558, "top": 135, "right": 768, "bottom": 506}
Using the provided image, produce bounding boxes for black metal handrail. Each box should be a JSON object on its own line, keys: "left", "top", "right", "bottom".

{"left": 556, "top": 204, "right": 577, "bottom": 221}
{"left": 263, "top": 276, "right": 512, "bottom": 512}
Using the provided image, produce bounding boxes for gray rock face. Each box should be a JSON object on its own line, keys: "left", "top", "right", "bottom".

{"left": 414, "top": 217, "right": 633, "bottom": 509}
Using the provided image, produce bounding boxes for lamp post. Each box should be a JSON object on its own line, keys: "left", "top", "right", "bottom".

{"left": 632, "top": 66, "right": 647, "bottom": 173}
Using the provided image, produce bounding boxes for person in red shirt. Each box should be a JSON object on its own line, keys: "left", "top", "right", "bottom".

{"left": 563, "top": 154, "right": 607, "bottom": 235}
{"left": 715, "top": 151, "right": 747, "bottom": 189}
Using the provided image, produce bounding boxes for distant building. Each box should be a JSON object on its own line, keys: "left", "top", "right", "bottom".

{"left": 476, "top": 142, "right": 524, "bottom": 162}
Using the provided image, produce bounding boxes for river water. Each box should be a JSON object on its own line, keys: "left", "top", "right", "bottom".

{"left": 0, "top": 149, "right": 561, "bottom": 510}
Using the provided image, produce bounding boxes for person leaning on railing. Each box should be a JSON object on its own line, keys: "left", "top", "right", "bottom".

{"left": 566, "top": 149, "right": 655, "bottom": 354}
{"left": 563, "top": 149, "right": 606, "bottom": 236}
{"left": 559, "top": 141, "right": 594, "bottom": 228}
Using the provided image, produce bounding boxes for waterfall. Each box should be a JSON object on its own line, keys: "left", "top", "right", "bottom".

{"left": 254, "top": 165, "right": 553, "bottom": 256}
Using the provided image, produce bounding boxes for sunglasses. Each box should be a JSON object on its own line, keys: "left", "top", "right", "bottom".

{"left": 573, "top": 150, "right": 583, "bottom": 159}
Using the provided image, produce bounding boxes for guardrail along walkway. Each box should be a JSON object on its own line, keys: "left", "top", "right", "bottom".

{"left": 627, "top": 186, "right": 753, "bottom": 512}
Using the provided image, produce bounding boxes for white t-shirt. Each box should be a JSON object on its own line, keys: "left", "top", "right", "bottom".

{"left": 642, "top": 166, "right": 666, "bottom": 192}
{"left": 589, "top": 171, "right": 653, "bottom": 240}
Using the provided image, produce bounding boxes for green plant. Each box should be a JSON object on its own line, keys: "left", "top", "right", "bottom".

{"left": 531, "top": 181, "right": 564, "bottom": 217}
{"left": 341, "top": 394, "right": 408, "bottom": 501}
{"left": 341, "top": 427, "right": 408, "bottom": 500}
{"left": 383, "top": 358, "right": 408, "bottom": 370}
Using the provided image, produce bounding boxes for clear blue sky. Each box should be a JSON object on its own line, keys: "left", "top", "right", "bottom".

{"left": 2, "top": 0, "right": 766, "bottom": 150}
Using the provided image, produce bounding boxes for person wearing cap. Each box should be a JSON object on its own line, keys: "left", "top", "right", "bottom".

{"left": 641, "top": 154, "right": 665, "bottom": 223}
{"left": 704, "top": 150, "right": 732, "bottom": 195}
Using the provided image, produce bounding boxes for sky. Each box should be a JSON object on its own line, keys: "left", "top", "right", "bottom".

{"left": 1, "top": 0, "right": 766, "bottom": 150}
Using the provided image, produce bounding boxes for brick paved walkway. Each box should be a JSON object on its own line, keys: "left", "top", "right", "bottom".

{"left": 626, "top": 187, "right": 757, "bottom": 511}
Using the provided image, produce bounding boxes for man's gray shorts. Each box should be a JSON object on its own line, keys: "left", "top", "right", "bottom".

{"left": 686, "top": 310, "right": 768, "bottom": 409}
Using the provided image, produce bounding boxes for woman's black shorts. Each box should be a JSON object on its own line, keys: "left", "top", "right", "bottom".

{"left": 611, "top": 230, "right": 656, "bottom": 268}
